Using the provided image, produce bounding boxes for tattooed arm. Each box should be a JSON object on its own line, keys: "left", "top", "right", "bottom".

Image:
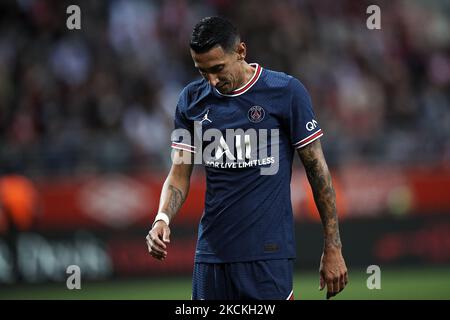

{"left": 146, "top": 150, "right": 194, "bottom": 261}
{"left": 297, "top": 139, "right": 348, "bottom": 299}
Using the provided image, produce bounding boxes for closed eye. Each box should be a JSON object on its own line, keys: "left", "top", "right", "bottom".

{"left": 197, "top": 64, "right": 225, "bottom": 75}
{"left": 210, "top": 65, "right": 224, "bottom": 73}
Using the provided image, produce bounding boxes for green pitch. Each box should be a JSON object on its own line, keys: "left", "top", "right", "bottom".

{"left": 1, "top": 267, "right": 449, "bottom": 300}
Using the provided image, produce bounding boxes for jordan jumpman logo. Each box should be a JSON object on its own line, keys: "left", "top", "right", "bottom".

{"left": 200, "top": 109, "right": 212, "bottom": 124}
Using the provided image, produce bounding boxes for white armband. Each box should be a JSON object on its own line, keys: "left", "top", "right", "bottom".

{"left": 152, "top": 212, "right": 170, "bottom": 228}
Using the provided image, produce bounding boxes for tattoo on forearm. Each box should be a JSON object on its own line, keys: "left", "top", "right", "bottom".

{"left": 298, "top": 141, "right": 341, "bottom": 248}
{"left": 166, "top": 185, "right": 184, "bottom": 217}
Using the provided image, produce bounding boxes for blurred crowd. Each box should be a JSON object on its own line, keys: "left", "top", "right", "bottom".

{"left": 0, "top": 0, "right": 449, "bottom": 177}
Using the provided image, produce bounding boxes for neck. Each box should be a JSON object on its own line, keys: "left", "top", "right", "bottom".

{"left": 237, "top": 62, "right": 255, "bottom": 89}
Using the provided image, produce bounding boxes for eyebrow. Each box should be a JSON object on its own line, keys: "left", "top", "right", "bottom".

{"left": 196, "top": 64, "right": 224, "bottom": 73}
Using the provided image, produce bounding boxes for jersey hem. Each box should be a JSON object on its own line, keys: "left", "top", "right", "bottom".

{"left": 194, "top": 253, "right": 296, "bottom": 264}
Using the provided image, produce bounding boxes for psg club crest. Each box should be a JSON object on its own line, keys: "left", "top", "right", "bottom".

{"left": 248, "top": 106, "right": 265, "bottom": 123}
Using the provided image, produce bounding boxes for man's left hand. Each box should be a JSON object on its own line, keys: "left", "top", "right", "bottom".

{"left": 319, "top": 246, "right": 348, "bottom": 299}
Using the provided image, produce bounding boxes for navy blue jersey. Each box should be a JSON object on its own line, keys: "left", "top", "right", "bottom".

{"left": 171, "top": 63, "right": 323, "bottom": 263}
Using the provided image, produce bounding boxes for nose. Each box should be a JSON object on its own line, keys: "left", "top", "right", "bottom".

{"left": 206, "top": 74, "right": 220, "bottom": 87}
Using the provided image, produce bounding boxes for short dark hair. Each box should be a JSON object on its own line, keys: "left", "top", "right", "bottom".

{"left": 190, "top": 16, "right": 240, "bottom": 54}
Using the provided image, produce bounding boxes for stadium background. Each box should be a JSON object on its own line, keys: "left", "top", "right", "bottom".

{"left": 0, "top": 0, "right": 449, "bottom": 299}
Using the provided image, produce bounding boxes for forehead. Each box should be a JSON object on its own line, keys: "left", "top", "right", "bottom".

{"left": 190, "top": 46, "right": 231, "bottom": 68}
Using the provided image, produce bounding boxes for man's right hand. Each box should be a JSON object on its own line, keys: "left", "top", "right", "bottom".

{"left": 146, "top": 221, "right": 171, "bottom": 261}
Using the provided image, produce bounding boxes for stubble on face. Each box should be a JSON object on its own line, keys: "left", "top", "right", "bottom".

{"left": 190, "top": 44, "right": 254, "bottom": 94}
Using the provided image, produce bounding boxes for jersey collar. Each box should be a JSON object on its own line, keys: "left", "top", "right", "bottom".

{"left": 214, "top": 63, "right": 262, "bottom": 97}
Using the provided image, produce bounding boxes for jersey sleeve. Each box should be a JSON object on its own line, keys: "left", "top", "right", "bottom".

{"left": 171, "top": 89, "right": 196, "bottom": 153}
{"left": 288, "top": 78, "right": 323, "bottom": 149}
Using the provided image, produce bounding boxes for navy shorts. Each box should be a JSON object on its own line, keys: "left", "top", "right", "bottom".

{"left": 192, "top": 259, "right": 294, "bottom": 300}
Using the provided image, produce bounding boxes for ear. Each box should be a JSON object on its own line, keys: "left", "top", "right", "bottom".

{"left": 236, "top": 42, "right": 246, "bottom": 61}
